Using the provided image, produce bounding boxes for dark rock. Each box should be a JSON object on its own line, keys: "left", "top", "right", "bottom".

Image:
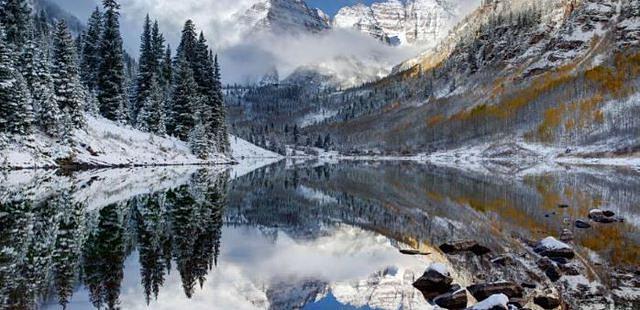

{"left": 533, "top": 237, "right": 575, "bottom": 259}
{"left": 558, "top": 204, "right": 569, "bottom": 208}
{"left": 470, "top": 293, "right": 510, "bottom": 310}
{"left": 467, "top": 282, "right": 524, "bottom": 301}
{"left": 537, "top": 258, "right": 561, "bottom": 282}
{"left": 434, "top": 288, "right": 467, "bottom": 309}
{"left": 413, "top": 264, "right": 453, "bottom": 299}
{"left": 533, "top": 295, "right": 562, "bottom": 309}
{"left": 521, "top": 282, "right": 537, "bottom": 289}
{"left": 491, "top": 255, "right": 512, "bottom": 266}
{"left": 575, "top": 220, "right": 591, "bottom": 229}
{"left": 549, "top": 257, "right": 569, "bottom": 265}
{"left": 399, "top": 249, "right": 431, "bottom": 256}
{"left": 589, "top": 209, "right": 618, "bottom": 223}
{"left": 440, "top": 240, "right": 491, "bottom": 256}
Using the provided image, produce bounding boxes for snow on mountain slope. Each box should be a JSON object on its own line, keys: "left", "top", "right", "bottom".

{"left": 334, "top": 0, "right": 482, "bottom": 48}
{"left": 230, "top": 135, "right": 281, "bottom": 159}
{"left": 0, "top": 114, "right": 235, "bottom": 169}
{"left": 236, "top": 0, "right": 330, "bottom": 35}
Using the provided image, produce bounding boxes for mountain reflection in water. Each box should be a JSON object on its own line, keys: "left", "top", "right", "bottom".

{"left": 0, "top": 161, "right": 638, "bottom": 309}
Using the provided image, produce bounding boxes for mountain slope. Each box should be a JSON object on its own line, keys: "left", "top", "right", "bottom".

{"left": 304, "top": 0, "right": 640, "bottom": 157}
{"left": 235, "top": 0, "right": 330, "bottom": 35}
{"left": 334, "top": 0, "right": 481, "bottom": 48}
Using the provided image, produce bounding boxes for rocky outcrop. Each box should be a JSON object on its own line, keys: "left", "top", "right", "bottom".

{"left": 333, "top": 0, "right": 470, "bottom": 48}
{"left": 236, "top": 0, "right": 330, "bottom": 35}
{"left": 412, "top": 263, "right": 454, "bottom": 298}
{"left": 533, "top": 237, "right": 575, "bottom": 259}
{"left": 434, "top": 288, "right": 468, "bottom": 309}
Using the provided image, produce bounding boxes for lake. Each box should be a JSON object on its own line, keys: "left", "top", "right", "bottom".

{"left": 1, "top": 161, "right": 638, "bottom": 309}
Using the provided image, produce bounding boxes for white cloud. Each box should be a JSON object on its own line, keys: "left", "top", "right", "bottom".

{"left": 119, "top": 0, "right": 419, "bottom": 85}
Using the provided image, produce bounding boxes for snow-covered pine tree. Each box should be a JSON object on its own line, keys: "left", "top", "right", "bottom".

{"left": 28, "top": 39, "right": 61, "bottom": 137}
{"left": 212, "top": 55, "right": 229, "bottom": 154}
{"left": 0, "top": 0, "right": 31, "bottom": 50}
{"left": 81, "top": 7, "right": 103, "bottom": 91}
{"left": 137, "top": 75, "right": 165, "bottom": 135}
{"left": 169, "top": 55, "right": 197, "bottom": 140}
{"left": 161, "top": 45, "right": 172, "bottom": 88}
{"left": 52, "top": 20, "right": 85, "bottom": 129}
{"left": 97, "top": 0, "right": 126, "bottom": 122}
{"left": 176, "top": 20, "right": 198, "bottom": 65}
{"left": 0, "top": 25, "right": 33, "bottom": 134}
{"left": 134, "top": 14, "right": 153, "bottom": 123}
{"left": 151, "top": 20, "right": 164, "bottom": 76}
{"left": 189, "top": 117, "right": 209, "bottom": 159}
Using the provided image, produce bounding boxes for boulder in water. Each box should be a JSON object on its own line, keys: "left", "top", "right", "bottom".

{"left": 467, "top": 281, "right": 523, "bottom": 301}
{"left": 413, "top": 263, "right": 454, "bottom": 298}
{"left": 534, "top": 237, "right": 575, "bottom": 259}
{"left": 534, "top": 295, "right": 562, "bottom": 309}
{"left": 470, "top": 293, "right": 509, "bottom": 310}
{"left": 575, "top": 219, "right": 591, "bottom": 229}
{"left": 434, "top": 288, "right": 467, "bottom": 309}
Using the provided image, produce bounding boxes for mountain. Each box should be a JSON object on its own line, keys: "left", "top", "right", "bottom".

{"left": 312, "top": 0, "right": 640, "bottom": 155}
{"left": 235, "top": 0, "right": 330, "bottom": 35}
{"left": 334, "top": 0, "right": 481, "bottom": 48}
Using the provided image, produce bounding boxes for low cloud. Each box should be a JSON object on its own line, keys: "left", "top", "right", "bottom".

{"left": 120, "top": 0, "right": 419, "bottom": 85}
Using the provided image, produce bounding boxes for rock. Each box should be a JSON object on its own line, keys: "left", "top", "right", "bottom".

{"left": 508, "top": 297, "right": 526, "bottom": 309}
{"left": 533, "top": 237, "right": 575, "bottom": 259}
{"left": 491, "top": 255, "right": 512, "bottom": 266}
{"left": 399, "top": 249, "right": 431, "bottom": 255}
{"left": 470, "top": 293, "right": 510, "bottom": 310}
{"left": 521, "top": 282, "right": 537, "bottom": 289}
{"left": 413, "top": 263, "right": 453, "bottom": 298}
{"left": 575, "top": 220, "right": 591, "bottom": 229}
{"left": 559, "top": 263, "right": 581, "bottom": 276}
{"left": 559, "top": 229, "right": 573, "bottom": 242}
{"left": 533, "top": 295, "right": 562, "bottom": 309}
{"left": 549, "top": 257, "right": 569, "bottom": 265}
{"left": 558, "top": 204, "right": 569, "bottom": 208}
{"left": 467, "top": 282, "right": 524, "bottom": 301}
{"left": 537, "top": 258, "right": 561, "bottom": 282}
{"left": 589, "top": 209, "right": 618, "bottom": 223}
{"left": 440, "top": 240, "right": 491, "bottom": 256}
{"left": 434, "top": 288, "right": 468, "bottom": 309}
{"left": 602, "top": 210, "right": 615, "bottom": 217}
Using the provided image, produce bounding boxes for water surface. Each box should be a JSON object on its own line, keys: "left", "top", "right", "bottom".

{"left": 1, "top": 161, "right": 639, "bottom": 309}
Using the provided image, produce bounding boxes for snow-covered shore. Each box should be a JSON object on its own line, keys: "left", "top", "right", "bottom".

{"left": 0, "top": 115, "right": 281, "bottom": 169}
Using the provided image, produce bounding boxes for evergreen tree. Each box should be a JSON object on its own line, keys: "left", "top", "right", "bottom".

{"left": 151, "top": 20, "right": 164, "bottom": 77}
{"left": 189, "top": 118, "right": 209, "bottom": 159}
{"left": 137, "top": 75, "right": 166, "bottom": 135}
{"left": 97, "top": 0, "right": 126, "bottom": 122}
{"left": 0, "top": 25, "right": 32, "bottom": 134}
{"left": 169, "top": 55, "right": 197, "bottom": 140}
{"left": 0, "top": 0, "right": 31, "bottom": 50}
{"left": 175, "top": 20, "right": 197, "bottom": 66}
{"left": 212, "top": 55, "right": 230, "bottom": 153}
{"left": 134, "top": 14, "right": 155, "bottom": 123}
{"left": 81, "top": 7, "right": 103, "bottom": 91}
{"left": 52, "top": 20, "right": 84, "bottom": 129}
{"left": 28, "top": 41, "right": 61, "bottom": 136}
{"left": 161, "top": 45, "right": 172, "bottom": 88}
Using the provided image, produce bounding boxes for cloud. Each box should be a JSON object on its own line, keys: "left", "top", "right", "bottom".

{"left": 119, "top": 0, "right": 418, "bottom": 85}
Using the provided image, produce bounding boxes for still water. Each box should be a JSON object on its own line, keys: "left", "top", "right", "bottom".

{"left": 1, "top": 161, "right": 639, "bottom": 309}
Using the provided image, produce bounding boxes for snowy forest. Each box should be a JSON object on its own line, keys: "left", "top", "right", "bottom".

{"left": 0, "top": 0, "right": 229, "bottom": 161}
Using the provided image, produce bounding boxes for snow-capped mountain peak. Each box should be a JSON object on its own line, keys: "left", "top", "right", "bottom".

{"left": 236, "top": 0, "right": 330, "bottom": 35}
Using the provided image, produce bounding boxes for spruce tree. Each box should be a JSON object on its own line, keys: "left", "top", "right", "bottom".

{"left": 81, "top": 7, "right": 103, "bottom": 91}
{"left": 29, "top": 40, "right": 61, "bottom": 136}
{"left": 137, "top": 75, "right": 166, "bottom": 135}
{"left": 212, "top": 55, "right": 230, "bottom": 153}
{"left": 134, "top": 14, "right": 154, "bottom": 123}
{"left": 175, "top": 20, "right": 197, "bottom": 66}
{"left": 161, "top": 45, "right": 172, "bottom": 87}
{"left": 0, "top": 25, "right": 32, "bottom": 134}
{"left": 52, "top": 20, "right": 84, "bottom": 129}
{"left": 151, "top": 20, "right": 164, "bottom": 76}
{"left": 169, "top": 55, "right": 197, "bottom": 140}
{"left": 97, "top": 0, "right": 126, "bottom": 122}
{"left": 0, "top": 0, "right": 31, "bottom": 50}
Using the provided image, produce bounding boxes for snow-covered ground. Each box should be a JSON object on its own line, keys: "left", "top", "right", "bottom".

{"left": 0, "top": 114, "right": 282, "bottom": 169}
